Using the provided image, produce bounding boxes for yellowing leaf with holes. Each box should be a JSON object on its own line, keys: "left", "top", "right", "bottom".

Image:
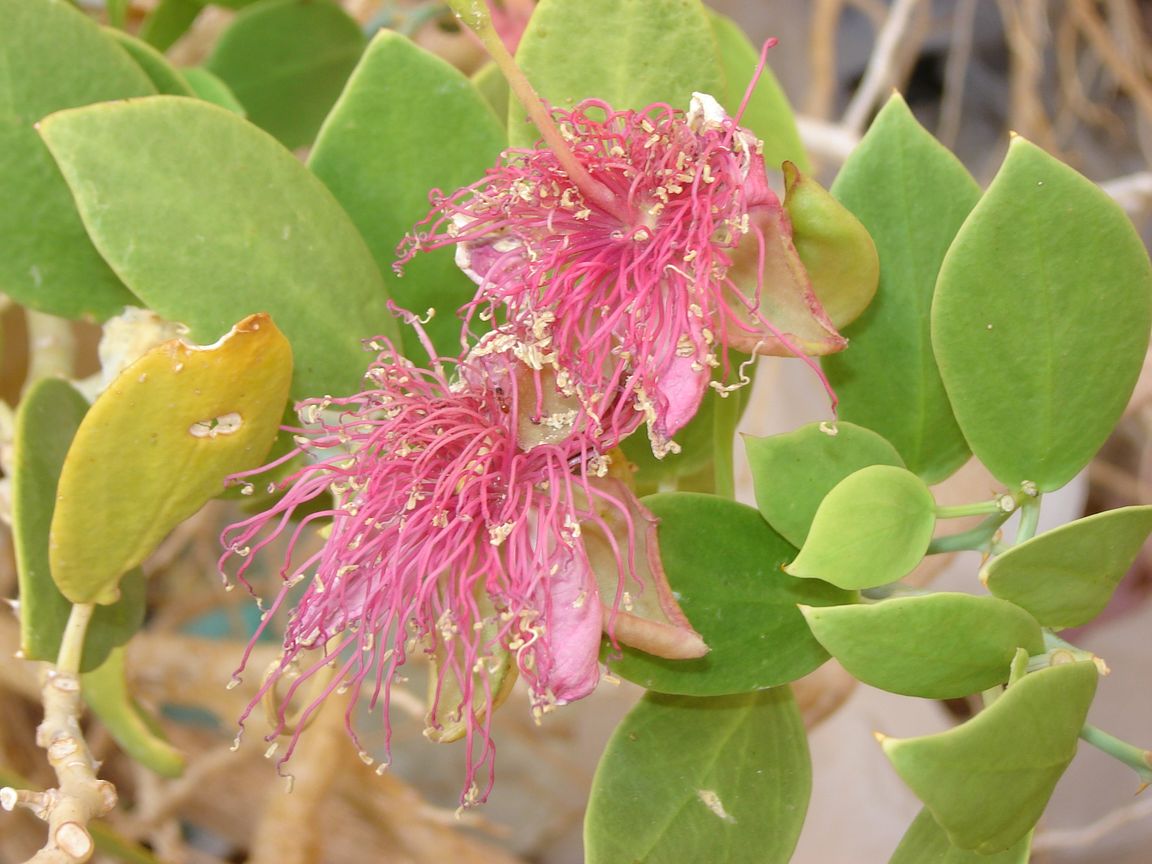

{"left": 50, "top": 314, "right": 292, "bottom": 604}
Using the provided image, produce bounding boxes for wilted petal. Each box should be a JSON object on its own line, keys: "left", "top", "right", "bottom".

{"left": 583, "top": 478, "right": 708, "bottom": 660}
{"left": 540, "top": 548, "right": 604, "bottom": 704}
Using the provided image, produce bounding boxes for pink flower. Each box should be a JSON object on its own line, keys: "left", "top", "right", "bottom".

{"left": 219, "top": 327, "right": 706, "bottom": 807}
{"left": 398, "top": 92, "right": 845, "bottom": 455}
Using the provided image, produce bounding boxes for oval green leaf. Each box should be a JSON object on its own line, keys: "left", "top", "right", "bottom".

{"left": 138, "top": 0, "right": 201, "bottom": 52}
{"left": 82, "top": 647, "right": 185, "bottom": 777}
{"left": 982, "top": 505, "right": 1152, "bottom": 628}
{"left": 823, "top": 94, "right": 979, "bottom": 482}
{"left": 785, "top": 465, "right": 935, "bottom": 589}
{"left": 745, "top": 420, "right": 904, "bottom": 547}
{"left": 0, "top": 0, "right": 151, "bottom": 319}
{"left": 586, "top": 689, "right": 810, "bottom": 864}
{"left": 933, "top": 137, "right": 1152, "bottom": 491}
{"left": 604, "top": 493, "right": 854, "bottom": 695}
{"left": 38, "top": 96, "right": 396, "bottom": 398}
{"left": 707, "top": 9, "right": 808, "bottom": 171}
{"left": 104, "top": 28, "right": 195, "bottom": 96}
{"left": 204, "top": 0, "right": 365, "bottom": 150}
{"left": 309, "top": 31, "right": 506, "bottom": 360}
{"left": 180, "top": 67, "right": 246, "bottom": 115}
{"left": 50, "top": 314, "right": 292, "bottom": 604}
{"left": 890, "top": 808, "right": 1031, "bottom": 864}
{"left": 12, "top": 378, "right": 146, "bottom": 671}
{"left": 801, "top": 594, "right": 1044, "bottom": 699}
{"left": 511, "top": 0, "right": 724, "bottom": 146}
{"left": 881, "top": 661, "right": 1097, "bottom": 853}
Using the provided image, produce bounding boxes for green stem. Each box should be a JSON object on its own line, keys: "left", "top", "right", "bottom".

{"left": 1079, "top": 724, "right": 1152, "bottom": 785}
{"left": 1015, "top": 495, "right": 1042, "bottom": 544}
{"left": 935, "top": 500, "right": 1005, "bottom": 519}
{"left": 445, "top": 0, "right": 623, "bottom": 219}
{"left": 58, "top": 602, "right": 95, "bottom": 676}
{"left": 926, "top": 511, "right": 1013, "bottom": 554}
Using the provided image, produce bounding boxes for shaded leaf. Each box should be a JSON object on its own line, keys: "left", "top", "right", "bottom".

{"left": 801, "top": 594, "right": 1044, "bottom": 699}
{"left": 50, "top": 315, "right": 292, "bottom": 604}
{"left": 823, "top": 94, "right": 979, "bottom": 482}
{"left": 882, "top": 661, "right": 1097, "bottom": 853}
{"left": 933, "top": 137, "right": 1152, "bottom": 491}
{"left": 982, "top": 505, "right": 1152, "bottom": 627}
{"left": 472, "top": 61, "right": 510, "bottom": 123}
{"left": 605, "top": 493, "right": 854, "bottom": 695}
{"left": 39, "top": 95, "right": 396, "bottom": 397}
{"left": 785, "top": 465, "right": 935, "bottom": 590}
{"left": 12, "top": 378, "right": 146, "bottom": 672}
{"left": 139, "top": 0, "right": 201, "bottom": 52}
{"left": 511, "top": 0, "right": 723, "bottom": 147}
{"left": 309, "top": 31, "right": 506, "bottom": 360}
{"left": 204, "top": 0, "right": 364, "bottom": 149}
{"left": 180, "top": 67, "right": 246, "bottom": 115}
{"left": 0, "top": 0, "right": 151, "bottom": 319}
{"left": 104, "top": 28, "right": 195, "bottom": 96}
{"left": 745, "top": 420, "right": 904, "bottom": 547}
{"left": 586, "top": 689, "right": 810, "bottom": 864}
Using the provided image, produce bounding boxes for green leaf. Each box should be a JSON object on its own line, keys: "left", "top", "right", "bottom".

{"left": 882, "top": 661, "right": 1097, "bottom": 853}
{"left": 82, "top": 648, "right": 185, "bottom": 777}
{"left": 890, "top": 809, "right": 1032, "bottom": 864}
{"left": 801, "top": 594, "right": 1044, "bottom": 699}
{"left": 104, "top": 28, "right": 195, "bottom": 96}
{"left": 823, "top": 94, "right": 980, "bottom": 482}
{"left": 605, "top": 494, "right": 854, "bottom": 696}
{"left": 472, "top": 62, "right": 510, "bottom": 123}
{"left": 745, "top": 420, "right": 904, "bottom": 547}
{"left": 707, "top": 9, "right": 808, "bottom": 171}
{"left": 982, "top": 505, "right": 1152, "bottom": 628}
{"left": 139, "top": 0, "right": 201, "bottom": 52}
{"left": 586, "top": 689, "right": 810, "bottom": 864}
{"left": 180, "top": 67, "right": 246, "bottom": 115}
{"left": 511, "top": 0, "right": 724, "bottom": 147}
{"left": 12, "top": 379, "right": 146, "bottom": 672}
{"left": 933, "top": 137, "right": 1152, "bottom": 491}
{"left": 50, "top": 315, "right": 292, "bottom": 604}
{"left": 39, "top": 96, "right": 397, "bottom": 398}
{"left": 0, "top": 0, "right": 152, "bottom": 320}
{"left": 309, "top": 31, "right": 506, "bottom": 361}
{"left": 785, "top": 465, "right": 935, "bottom": 590}
{"left": 204, "top": 0, "right": 364, "bottom": 150}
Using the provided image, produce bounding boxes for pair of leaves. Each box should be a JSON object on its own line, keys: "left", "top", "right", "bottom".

{"left": 586, "top": 688, "right": 810, "bottom": 864}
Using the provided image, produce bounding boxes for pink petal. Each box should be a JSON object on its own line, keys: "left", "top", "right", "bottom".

{"left": 543, "top": 548, "right": 604, "bottom": 704}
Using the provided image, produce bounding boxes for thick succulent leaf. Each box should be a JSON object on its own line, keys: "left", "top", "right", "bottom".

{"left": 511, "top": 0, "right": 724, "bottom": 146}
{"left": 104, "top": 28, "right": 195, "bottom": 96}
{"left": 823, "top": 94, "right": 979, "bottom": 482}
{"left": 982, "top": 505, "right": 1152, "bottom": 627}
{"left": 785, "top": 465, "right": 936, "bottom": 590}
{"left": 38, "top": 96, "right": 397, "bottom": 398}
{"left": 784, "top": 162, "right": 879, "bottom": 329}
{"left": 309, "top": 31, "right": 506, "bottom": 360}
{"left": 50, "top": 315, "right": 292, "bottom": 604}
{"left": 0, "top": 0, "right": 151, "bottom": 319}
{"left": 801, "top": 594, "right": 1044, "bottom": 698}
{"left": 881, "top": 661, "right": 1097, "bottom": 853}
{"left": 605, "top": 493, "right": 854, "bottom": 695}
{"left": 204, "top": 0, "right": 364, "bottom": 149}
{"left": 933, "top": 137, "right": 1152, "bottom": 491}
{"left": 179, "top": 67, "right": 246, "bottom": 115}
{"left": 12, "top": 378, "right": 146, "bottom": 672}
{"left": 890, "top": 809, "right": 1031, "bottom": 864}
{"left": 586, "top": 689, "right": 810, "bottom": 864}
{"left": 82, "top": 647, "right": 185, "bottom": 777}
{"left": 745, "top": 420, "right": 904, "bottom": 547}
{"left": 472, "top": 62, "right": 510, "bottom": 122}
{"left": 139, "top": 0, "right": 201, "bottom": 52}
{"left": 707, "top": 9, "right": 808, "bottom": 171}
